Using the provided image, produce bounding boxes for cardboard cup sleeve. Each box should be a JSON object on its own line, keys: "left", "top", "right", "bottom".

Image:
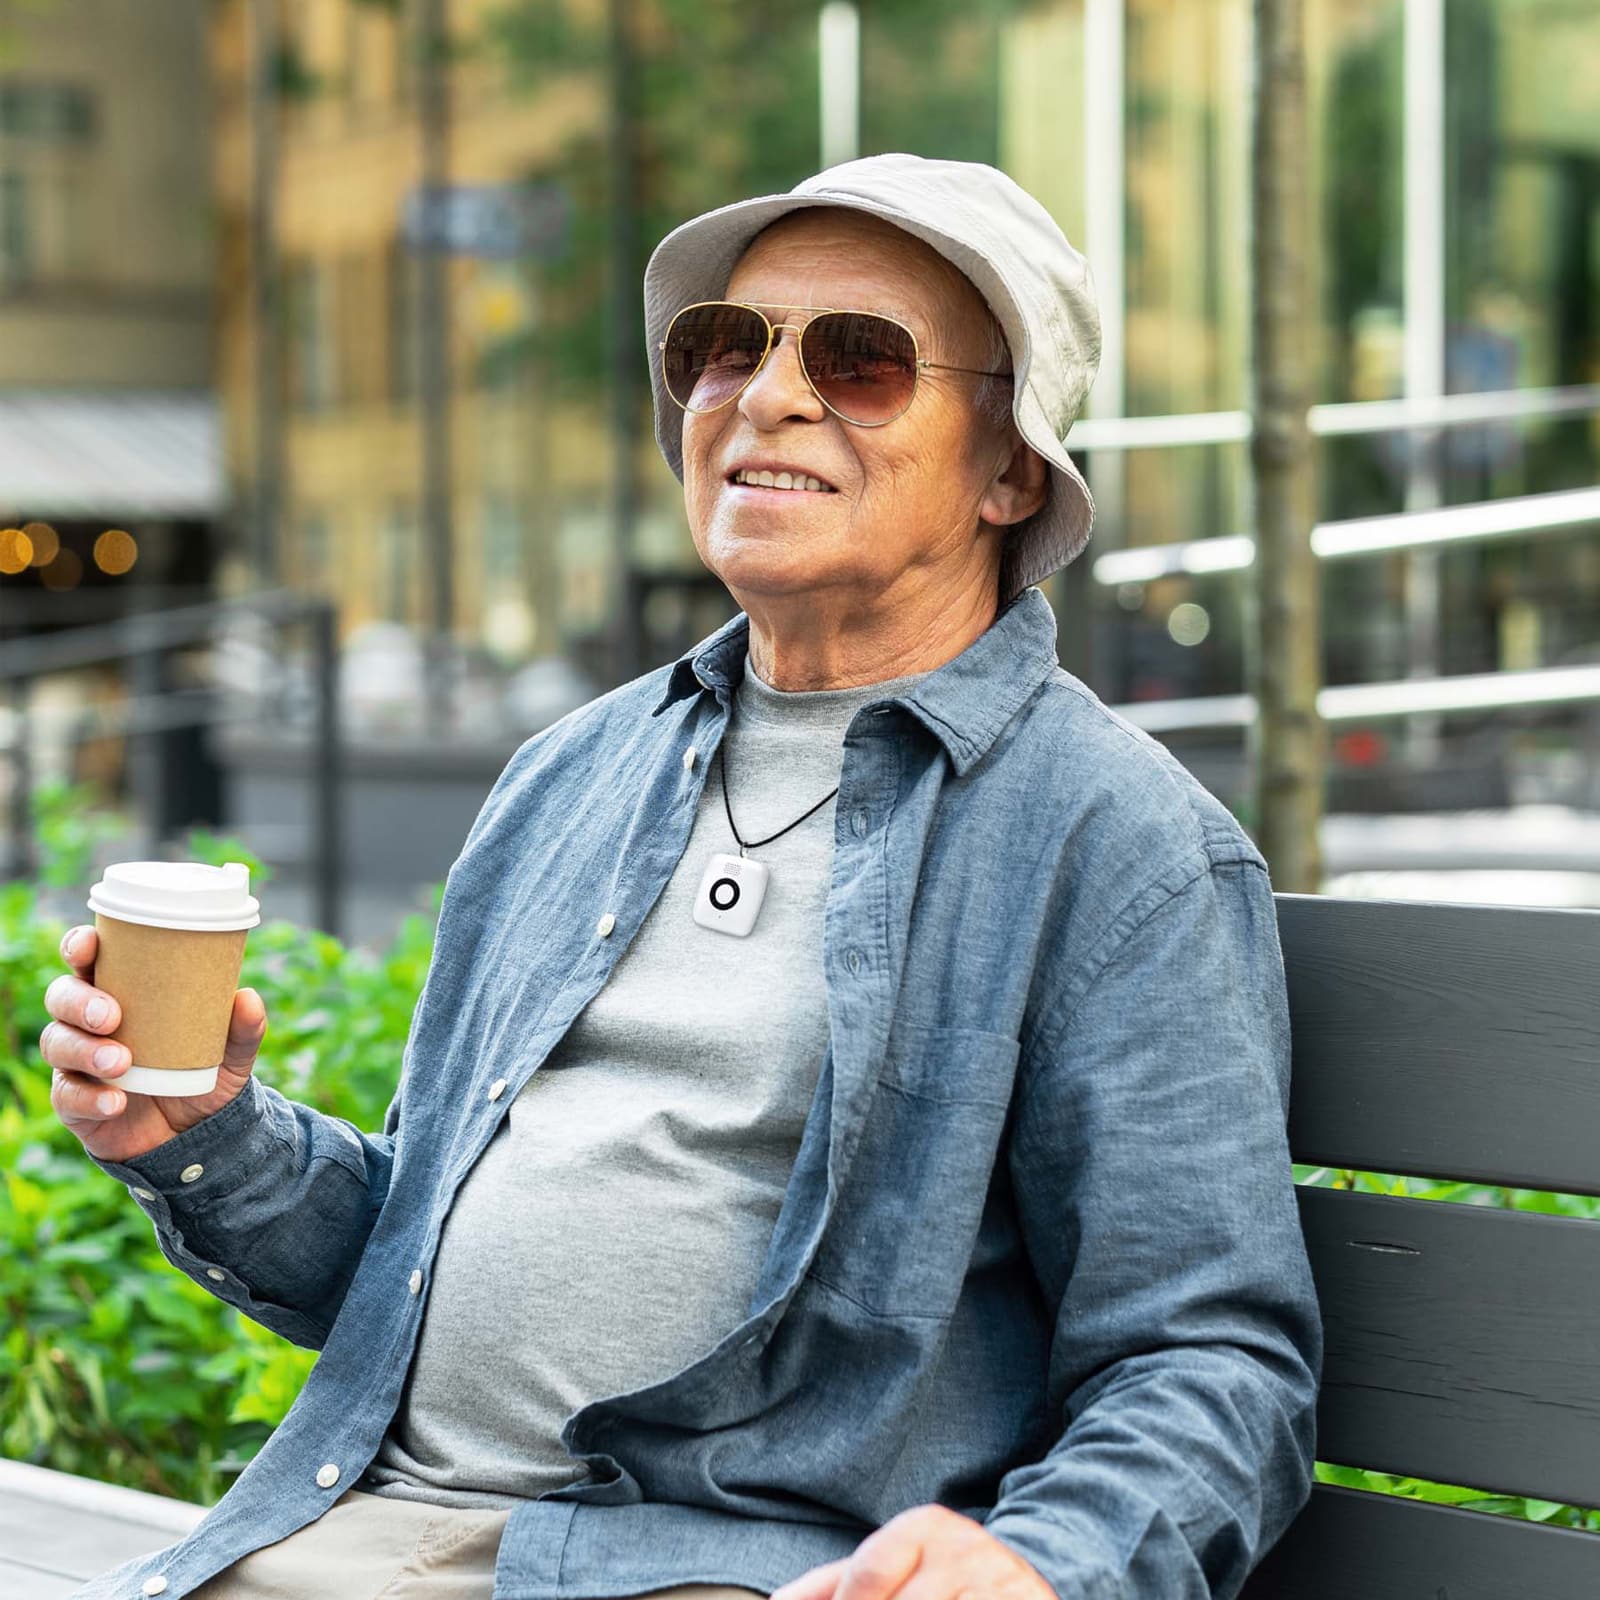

{"left": 93, "top": 913, "right": 250, "bottom": 1093}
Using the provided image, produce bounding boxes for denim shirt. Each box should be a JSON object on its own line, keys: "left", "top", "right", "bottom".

{"left": 85, "top": 585, "right": 1322, "bottom": 1600}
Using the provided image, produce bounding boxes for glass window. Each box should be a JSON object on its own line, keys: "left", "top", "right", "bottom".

{"left": 284, "top": 256, "right": 338, "bottom": 412}
{"left": 482, "top": 492, "right": 525, "bottom": 585}
{"left": 1443, "top": 0, "right": 1600, "bottom": 513}
{"left": 0, "top": 82, "right": 96, "bottom": 142}
{"left": 0, "top": 169, "right": 29, "bottom": 288}
{"left": 384, "top": 502, "right": 418, "bottom": 624}
{"left": 299, "top": 511, "right": 331, "bottom": 591}
{"left": 387, "top": 239, "right": 421, "bottom": 405}
{"left": 860, "top": 2, "right": 1002, "bottom": 165}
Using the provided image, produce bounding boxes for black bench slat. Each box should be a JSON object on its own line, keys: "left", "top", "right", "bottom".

{"left": 1239, "top": 1483, "right": 1600, "bottom": 1599}
{"left": 1278, "top": 895, "right": 1600, "bottom": 1196}
{"left": 1299, "top": 1185, "right": 1600, "bottom": 1507}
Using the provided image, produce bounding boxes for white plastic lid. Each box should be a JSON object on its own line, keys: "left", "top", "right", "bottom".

{"left": 88, "top": 861, "right": 262, "bottom": 933}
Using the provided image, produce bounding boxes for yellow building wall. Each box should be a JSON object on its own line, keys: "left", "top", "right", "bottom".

{"left": 210, "top": 0, "right": 613, "bottom": 657}
{"left": 0, "top": 0, "right": 212, "bottom": 389}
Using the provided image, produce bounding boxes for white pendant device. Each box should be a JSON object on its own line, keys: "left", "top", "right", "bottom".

{"left": 693, "top": 851, "right": 770, "bottom": 938}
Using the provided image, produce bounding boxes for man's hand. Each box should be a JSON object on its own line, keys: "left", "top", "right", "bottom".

{"left": 769, "top": 1505, "right": 1057, "bottom": 1600}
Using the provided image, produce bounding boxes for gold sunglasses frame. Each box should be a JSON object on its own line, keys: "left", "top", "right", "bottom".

{"left": 657, "top": 300, "right": 1010, "bottom": 429}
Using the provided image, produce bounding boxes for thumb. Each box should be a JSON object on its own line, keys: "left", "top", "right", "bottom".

{"left": 220, "top": 987, "right": 268, "bottom": 1079}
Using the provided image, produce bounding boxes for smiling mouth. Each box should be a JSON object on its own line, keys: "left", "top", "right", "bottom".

{"left": 728, "top": 468, "right": 837, "bottom": 493}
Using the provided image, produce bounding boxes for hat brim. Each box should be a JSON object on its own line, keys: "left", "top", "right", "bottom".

{"left": 643, "top": 191, "right": 1094, "bottom": 604}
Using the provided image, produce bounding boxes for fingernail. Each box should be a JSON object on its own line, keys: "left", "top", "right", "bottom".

{"left": 85, "top": 998, "right": 109, "bottom": 1028}
{"left": 64, "top": 931, "right": 83, "bottom": 958}
{"left": 97, "top": 1092, "right": 120, "bottom": 1115}
{"left": 94, "top": 1045, "right": 123, "bottom": 1073}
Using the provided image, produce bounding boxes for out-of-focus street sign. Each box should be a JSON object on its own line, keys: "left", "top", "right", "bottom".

{"left": 403, "top": 182, "right": 570, "bottom": 260}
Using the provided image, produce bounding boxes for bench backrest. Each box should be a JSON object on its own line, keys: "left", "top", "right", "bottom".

{"left": 1240, "top": 894, "right": 1600, "bottom": 1599}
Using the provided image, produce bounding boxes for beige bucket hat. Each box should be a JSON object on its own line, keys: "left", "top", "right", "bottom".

{"left": 643, "top": 152, "right": 1102, "bottom": 604}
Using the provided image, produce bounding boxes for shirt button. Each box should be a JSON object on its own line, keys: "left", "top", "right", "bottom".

{"left": 206, "top": 1268, "right": 225, "bottom": 1282}
{"left": 142, "top": 1578, "right": 169, "bottom": 1597}
{"left": 851, "top": 809, "right": 869, "bottom": 837}
{"left": 487, "top": 1078, "right": 507, "bottom": 1101}
{"left": 597, "top": 912, "right": 616, "bottom": 938}
{"left": 132, "top": 1187, "right": 155, "bottom": 1201}
{"left": 683, "top": 746, "right": 697, "bottom": 770}
{"left": 316, "top": 1462, "right": 341, "bottom": 1489}
{"left": 408, "top": 1269, "right": 423, "bottom": 1296}
{"left": 846, "top": 948, "right": 863, "bottom": 976}
{"left": 179, "top": 1164, "right": 204, "bottom": 1184}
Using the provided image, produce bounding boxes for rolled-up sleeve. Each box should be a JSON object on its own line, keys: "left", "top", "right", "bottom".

{"left": 984, "top": 854, "right": 1323, "bottom": 1600}
{"left": 93, "top": 1074, "right": 399, "bottom": 1350}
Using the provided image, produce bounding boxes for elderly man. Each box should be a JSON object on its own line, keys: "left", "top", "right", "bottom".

{"left": 45, "top": 155, "right": 1321, "bottom": 1600}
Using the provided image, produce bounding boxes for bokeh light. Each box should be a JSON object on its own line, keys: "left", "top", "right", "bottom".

{"left": 40, "top": 548, "right": 84, "bottom": 591}
{"left": 0, "top": 528, "right": 32, "bottom": 575}
{"left": 22, "top": 521, "right": 59, "bottom": 567}
{"left": 1166, "top": 602, "right": 1211, "bottom": 647}
{"left": 94, "top": 528, "right": 139, "bottom": 575}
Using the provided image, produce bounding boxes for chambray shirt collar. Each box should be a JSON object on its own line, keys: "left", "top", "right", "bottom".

{"left": 650, "top": 584, "right": 1059, "bottom": 777}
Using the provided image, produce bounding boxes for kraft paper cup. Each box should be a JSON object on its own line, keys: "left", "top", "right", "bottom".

{"left": 86, "top": 862, "right": 261, "bottom": 1098}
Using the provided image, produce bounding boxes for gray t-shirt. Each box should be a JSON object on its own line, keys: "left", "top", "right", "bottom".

{"left": 365, "top": 654, "right": 929, "bottom": 1507}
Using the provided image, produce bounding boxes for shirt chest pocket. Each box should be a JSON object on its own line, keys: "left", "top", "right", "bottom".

{"left": 808, "top": 1023, "right": 1019, "bottom": 1320}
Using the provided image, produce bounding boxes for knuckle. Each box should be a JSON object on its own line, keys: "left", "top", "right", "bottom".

{"left": 49, "top": 1068, "right": 76, "bottom": 1118}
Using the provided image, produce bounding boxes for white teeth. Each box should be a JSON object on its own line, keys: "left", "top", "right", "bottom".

{"left": 733, "top": 468, "right": 832, "bottom": 491}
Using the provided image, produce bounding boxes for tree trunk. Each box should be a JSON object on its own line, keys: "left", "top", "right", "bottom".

{"left": 1250, "top": 0, "right": 1326, "bottom": 891}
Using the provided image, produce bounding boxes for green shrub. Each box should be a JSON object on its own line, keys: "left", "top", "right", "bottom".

{"left": 0, "top": 809, "right": 435, "bottom": 1504}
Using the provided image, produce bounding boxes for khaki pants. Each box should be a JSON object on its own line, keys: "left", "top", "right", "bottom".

{"left": 186, "top": 1489, "right": 766, "bottom": 1600}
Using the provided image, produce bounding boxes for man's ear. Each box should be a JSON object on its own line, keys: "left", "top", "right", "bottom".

{"left": 979, "top": 431, "right": 1049, "bottom": 527}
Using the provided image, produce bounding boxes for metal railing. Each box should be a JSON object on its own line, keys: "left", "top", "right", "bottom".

{"left": 0, "top": 590, "right": 342, "bottom": 938}
{"left": 1068, "top": 383, "right": 1600, "bottom": 734}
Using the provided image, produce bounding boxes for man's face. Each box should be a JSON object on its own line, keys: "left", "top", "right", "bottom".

{"left": 679, "top": 210, "right": 1017, "bottom": 613}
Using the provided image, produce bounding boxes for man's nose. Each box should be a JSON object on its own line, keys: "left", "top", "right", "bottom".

{"left": 737, "top": 327, "right": 825, "bottom": 427}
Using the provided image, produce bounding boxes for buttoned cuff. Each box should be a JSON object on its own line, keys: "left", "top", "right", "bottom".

{"left": 95, "top": 1072, "right": 273, "bottom": 1207}
{"left": 90, "top": 1076, "right": 331, "bottom": 1347}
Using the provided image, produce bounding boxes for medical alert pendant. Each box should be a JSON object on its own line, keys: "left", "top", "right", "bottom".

{"left": 692, "top": 851, "right": 769, "bottom": 938}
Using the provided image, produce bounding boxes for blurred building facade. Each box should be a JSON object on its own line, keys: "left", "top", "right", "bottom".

{"left": 209, "top": 0, "right": 1597, "bottom": 802}
{"left": 209, "top": 0, "right": 648, "bottom": 688}
{"left": 0, "top": 0, "right": 220, "bottom": 618}
{"left": 0, "top": 0, "right": 223, "bottom": 842}
{"left": 5, "top": 0, "right": 1592, "bottom": 908}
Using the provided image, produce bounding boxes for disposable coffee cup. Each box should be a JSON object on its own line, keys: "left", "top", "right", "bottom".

{"left": 85, "top": 861, "right": 262, "bottom": 1098}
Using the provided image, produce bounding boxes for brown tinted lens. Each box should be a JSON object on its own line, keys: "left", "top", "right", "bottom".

{"left": 803, "top": 312, "right": 918, "bottom": 423}
{"left": 662, "top": 303, "right": 770, "bottom": 411}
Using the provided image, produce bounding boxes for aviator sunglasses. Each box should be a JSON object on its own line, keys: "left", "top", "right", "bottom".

{"left": 658, "top": 301, "right": 1010, "bottom": 428}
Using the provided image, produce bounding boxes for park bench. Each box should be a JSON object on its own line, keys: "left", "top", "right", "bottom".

{"left": 1240, "top": 893, "right": 1600, "bottom": 1598}
{"left": 6, "top": 894, "right": 1598, "bottom": 1598}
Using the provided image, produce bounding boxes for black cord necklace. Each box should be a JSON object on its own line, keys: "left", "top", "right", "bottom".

{"left": 691, "top": 727, "right": 840, "bottom": 939}
{"left": 718, "top": 738, "right": 840, "bottom": 853}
